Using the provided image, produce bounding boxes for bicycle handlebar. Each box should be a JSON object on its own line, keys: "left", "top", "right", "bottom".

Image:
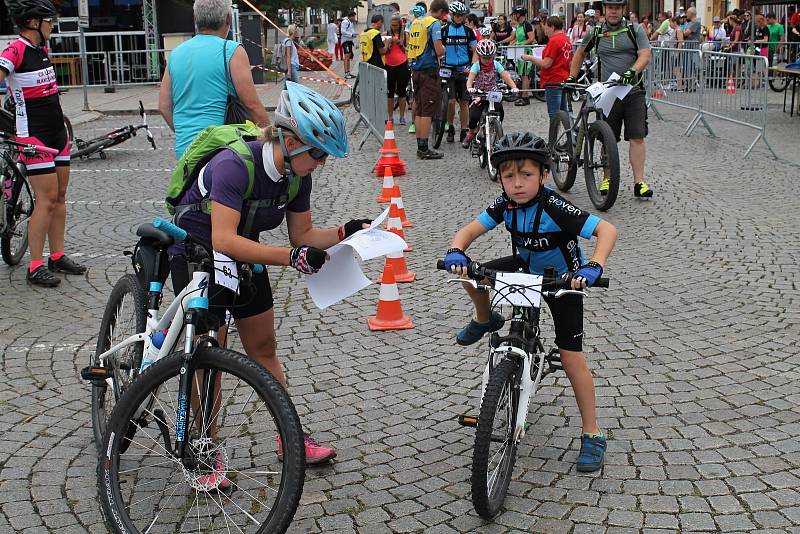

{"left": 436, "top": 260, "right": 610, "bottom": 289}
{"left": 0, "top": 130, "right": 61, "bottom": 155}
{"left": 153, "top": 217, "right": 188, "bottom": 242}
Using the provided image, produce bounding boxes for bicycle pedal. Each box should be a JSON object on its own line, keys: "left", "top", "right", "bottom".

{"left": 81, "top": 365, "right": 112, "bottom": 383}
{"left": 458, "top": 414, "right": 479, "bottom": 428}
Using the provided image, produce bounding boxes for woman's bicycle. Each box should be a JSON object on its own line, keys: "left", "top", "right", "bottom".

{"left": 70, "top": 100, "right": 156, "bottom": 160}
{"left": 0, "top": 132, "right": 59, "bottom": 265}
{"left": 437, "top": 259, "right": 608, "bottom": 519}
{"left": 547, "top": 81, "right": 621, "bottom": 211}
{"left": 81, "top": 218, "right": 304, "bottom": 534}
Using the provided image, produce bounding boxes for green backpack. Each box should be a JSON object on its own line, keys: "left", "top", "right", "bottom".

{"left": 165, "top": 123, "right": 301, "bottom": 235}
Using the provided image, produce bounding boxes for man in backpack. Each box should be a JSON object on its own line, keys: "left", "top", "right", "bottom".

{"left": 568, "top": 0, "right": 654, "bottom": 199}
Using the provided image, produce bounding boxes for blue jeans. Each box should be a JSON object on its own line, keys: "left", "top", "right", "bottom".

{"left": 545, "top": 88, "right": 569, "bottom": 118}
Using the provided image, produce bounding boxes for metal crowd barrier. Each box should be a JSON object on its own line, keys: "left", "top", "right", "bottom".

{"left": 350, "top": 62, "right": 387, "bottom": 149}
{"left": 647, "top": 46, "right": 776, "bottom": 158}
{"left": 108, "top": 49, "right": 166, "bottom": 85}
{"left": 50, "top": 51, "right": 109, "bottom": 87}
{"left": 497, "top": 44, "right": 546, "bottom": 93}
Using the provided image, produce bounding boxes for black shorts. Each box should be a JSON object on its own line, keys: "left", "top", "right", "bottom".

{"left": 445, "top": 71, "right": 468, "bottom": 101}
{"left": 342, "top": 41, "right": 354, "bottom": 55}
{"left": 483, "top": 255, "right": 584, "bottom": 352}
{"left": 605, "top": 89, "right": 648, "bottom": 141}
{"left": 170, "top": 255, "right": 274, "bottom": 325}
{"left": 385, "top": 62, "right": 410, "bottom": 99}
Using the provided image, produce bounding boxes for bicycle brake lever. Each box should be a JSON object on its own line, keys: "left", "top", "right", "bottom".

{"left": 551, "top": 289, "right": 588, "bottom": 299}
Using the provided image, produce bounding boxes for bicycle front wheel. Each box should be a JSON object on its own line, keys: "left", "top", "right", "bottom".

{"left": 472, "top": 357, "right": 519, "bottom": 519}
{"left": 431, "top": 84, "right": 448, "bottom": 149}
{"left": 351, "top": 77, "right": 361, "bottom": 112}
{"left": 98, "top": 346, "right": 305, "bottom": 534}
{"left": 92, "top": 274, "right": 148, "bottom": 453}
{"left": 769, "top": 61, "right": 788, "bottom": 92}
{"left": 584, "top": 120, "right": 620, "bottom": 211}
{"left": 548, "top": 111, "right": 576, "bottom": 191}
{"left": 485, "top": 118, "right": 503, "bottom": 180}
{"left": 1, "top": 167, "right": 33, "bottom": 266}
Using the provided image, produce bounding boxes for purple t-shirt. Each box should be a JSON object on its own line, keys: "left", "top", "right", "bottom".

{"left": 170, "top": 140, "right": 311, "bottom": 256}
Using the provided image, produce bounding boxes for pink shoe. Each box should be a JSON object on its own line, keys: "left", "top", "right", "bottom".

{"left": 276, "top": 433, "right": 337, "bottom": 465}
{"left": 195, "top": 451, "right": 230, "bottom": 491}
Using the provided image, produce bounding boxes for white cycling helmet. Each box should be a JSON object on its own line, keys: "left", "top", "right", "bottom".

{"left": 585, "top": 8, "right": 596, "bottom": 16}
{"left": 476, "top": 39, "right": 497, "bottom": 57}
{"left": 479, "top": 26, "right": 493, "bottom": 37}
{"left": 449, "top": 1, "right": 468, "bottom": 14}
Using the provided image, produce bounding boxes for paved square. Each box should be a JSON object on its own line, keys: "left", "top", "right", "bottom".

{"left": 0, "top": 97, "right": 799, "bottom": 533}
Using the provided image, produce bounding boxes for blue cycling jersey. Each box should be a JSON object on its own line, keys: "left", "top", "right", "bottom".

{"left": 442, "top": 23, "right": 477, "bottom": 67}
{"left": 477, "top": 187, "right": 601, "bottom": 275}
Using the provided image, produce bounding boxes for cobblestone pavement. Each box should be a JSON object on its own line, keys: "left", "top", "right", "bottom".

{"left": 0, "top": 97, "right": 799, "bottom": 534}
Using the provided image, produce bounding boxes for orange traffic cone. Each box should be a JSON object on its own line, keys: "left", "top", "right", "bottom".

{"left": 373, "top": 120, "right": 407, "bottom": 177}
{"left": 390, "top": 185, "right": 413, "bottom": 228}
{"left": 367, "top": 264, "right": 414, "bottom": 331}
{"left": 726, "top": 74, "right": 736, "bottom": 94}
{"left": 386, "top": 203, "right": 412, "bottom": 252}
{"left": 377, "top": 246, "right": 416, "bottom": 283}
{"left": 376, "top": 166, "right": 395, "bottom": 203}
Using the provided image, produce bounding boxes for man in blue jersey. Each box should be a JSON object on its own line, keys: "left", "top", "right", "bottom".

{"left": 441, "top": 1, "right": 477, "bottom": 143}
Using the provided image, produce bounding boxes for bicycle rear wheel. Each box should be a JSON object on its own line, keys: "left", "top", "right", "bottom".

{"left": 92, "top": 274, "right": 147, "bottom": 453}
{"left": 351, "top": 77, "right": 361, "bottom": 112}
{"left": 485, "top": 117, "right": 503, "bottom": 180}
{"left": 548, "top": 111, "right": 576, "bottom": 192}
{"left": 472, "top": 357, "right": 519, "bottom": 519}
{"left": 769, "top": 60, "right": 788, "bottom": 92}
{"left": 584, "top": 120, "right": 620, "bottom": 211}
{"left": 98, "top": 346, "right": 305, "bottom": 534}
{"left": 1, "top": 165, "right": 33, "bottom": 266}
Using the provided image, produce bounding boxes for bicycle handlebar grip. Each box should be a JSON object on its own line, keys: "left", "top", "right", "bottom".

{"left": 38, "top": 145, "right": 60, "bottom": 155}
{"left": 594, "top": 277, "right": 610, "bottom": 288}
{"left": 152, "top": 218, "right": 188, "bottom": 241}
{"left": 252, "top": 264, "right": 265, "bottom": 274}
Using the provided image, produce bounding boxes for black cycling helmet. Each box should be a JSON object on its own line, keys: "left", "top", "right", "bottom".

{"left": 9, "top": 0, "right": 57, "bottom": 25}
{"left": 511, "top": 5, "right": 528, "bottom": 16}
{"left": 490, "top": 132, "right": 550, "bottom": 172}
{"left": 602, "top": 0, "right": 628, "bottom": 5}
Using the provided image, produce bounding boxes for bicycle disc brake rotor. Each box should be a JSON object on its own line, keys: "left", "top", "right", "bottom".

{"left": 183, "top": 437, "right": 230, "bottom": 492}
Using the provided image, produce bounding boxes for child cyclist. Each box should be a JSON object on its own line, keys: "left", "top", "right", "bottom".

{"left": 461, "top": 39, "right": 518, "bottom": 149}
{"left": 443, "top": 132, "right": 618, "bottom": 472}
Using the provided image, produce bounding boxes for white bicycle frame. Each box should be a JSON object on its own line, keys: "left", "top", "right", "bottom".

{"left": 96, "top": 269, "right": 212, "bottom": 375}
{"left": 449, "top": 276, "right": 586, "bottom": 443}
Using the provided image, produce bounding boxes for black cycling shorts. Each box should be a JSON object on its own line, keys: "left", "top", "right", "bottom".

{"left": 445, "top": 71, "right": 469, "bottom": 101}
{"left": 342, "top": 41, "right": 354, "bottom": 55}
{"left": 605, "top": 89, "right": 648, "bottom": 141}
{"left": 170, "top": 255, "right": 274, "bottom": 325}
{"left": 483, "top": 255, "right": 584, "bottom": 352}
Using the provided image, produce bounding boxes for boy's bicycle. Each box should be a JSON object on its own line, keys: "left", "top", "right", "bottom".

{"left": 547, "top": 81, "right": 620, "bottom": 211}
{"left": 467, "top": 89, "right": 505, "bottom": 180}
{"left": 436, "top": 259, "right": 608, "bottom": 519}
{"left": 81, "top": 218, "right": 304, "bottom": 534}
{"left": 0, "top": 132, "right": 59, "bottom": 265}
{"left": 70, "top": 100, "right": 156, "bottom": 160}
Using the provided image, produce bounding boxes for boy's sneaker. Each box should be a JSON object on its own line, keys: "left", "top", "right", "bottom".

{"left": 462, "top": 131, "right": 475, "bottom": 148}
{"left": 277, "top": 433, "right": 337, "bottom": 465}
{"left": 576, "top": 433, "right": 606, "bottom": 472}
{"left": 599, "top": 177, "right": 610, "bottom": 196}
{"left": 460, "top": 129, "right": 468, "bottom": 143}
{"left": 417, "top": 148, "right": 444, "bottom": 160}
{"left": 48, "top": 255, "right": 87, "bottom": 275}
{"left": 408, "top": 123, "right": 416, "bottom": 134}
{"left": 514, "top": 97, "right": 530, "bottom": 106}
{"left": 634, "top": 181, "right": 653, "bottom": 198}
{"left": 456, "top": 311, "right": 505, "bottom": 346}
{"left": 446, "top": 125, "right": 455, "bottom": 143}
{"left": 27, "top": 265, "right": 60, "bottom": 287}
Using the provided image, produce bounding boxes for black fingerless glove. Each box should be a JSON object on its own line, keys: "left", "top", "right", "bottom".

{"left": 338, "top": 218, "right": 372, "bottom": 240}
{"left": 289, "top": 246, "right": 327, "bottom": 274}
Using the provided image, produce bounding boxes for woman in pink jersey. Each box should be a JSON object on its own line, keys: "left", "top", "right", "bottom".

{"left": 0, "top": 0, "right": 85, "bottom": 287}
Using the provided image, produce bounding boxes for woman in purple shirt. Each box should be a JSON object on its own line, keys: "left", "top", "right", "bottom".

{"left": 170, "top": 82, "right": 368, "bottom": 472}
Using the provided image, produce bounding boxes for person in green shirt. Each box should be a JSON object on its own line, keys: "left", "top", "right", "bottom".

{"left": 766, "top": 12, "right": 785, "bottom": 66}
{"left": 650, "top": 12, "right": 670, "bottom": 42}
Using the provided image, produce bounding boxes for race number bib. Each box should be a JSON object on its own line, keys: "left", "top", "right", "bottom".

{"left": 213, "top": 251, "right": 239, "bottom": 294}
{"left": 439, "top": 67, "right": 452, "bottom": 79}
{"left": 487, "top": 91, "right": 503, "bottom": 103}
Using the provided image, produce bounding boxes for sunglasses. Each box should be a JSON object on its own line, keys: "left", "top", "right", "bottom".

{"left": 42, "top": 17, "right": 56, "bottom": 25}
{"left": 307, "top": 147, "right": 328, "bottom": 162}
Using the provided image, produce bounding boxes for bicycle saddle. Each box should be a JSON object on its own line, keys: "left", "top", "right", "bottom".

{"left": 136, "top": 223, "right": 175, "bottom": 246}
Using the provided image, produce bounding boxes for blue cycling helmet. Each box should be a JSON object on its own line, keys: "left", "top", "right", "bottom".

{"left": 411, "top": 5, "right": 425, "bottom": 17}
{"left": 273, "top": 81, "right": 349, "bottom": 159}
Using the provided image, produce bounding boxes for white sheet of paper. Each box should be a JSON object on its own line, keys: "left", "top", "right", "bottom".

{"left": 369, "top": 207, "right": 390, "bottom": 230}
{"left": 505, "top": 46, "right": 524, "bottom": 60}
{"left": 595, "top": 84, "right": 633, "bottom": 117}
{"left": 493, "top": 272, "right": 542, "bottom": 308}
{"left": 213, "top": 251, "right": 239, "bottom": 294}
{"left": 586, "top": 81, "right": 606, "bottom": 99}
{"left": 607, "top": 72, "right": 621, "bottom": 82}
{"left": 306, "top": 247, "right": 371, "bottom": 309}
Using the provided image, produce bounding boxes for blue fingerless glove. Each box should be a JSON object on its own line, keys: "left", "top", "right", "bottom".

{"left": 444, "top": 248, "right": 469, "bottom": 272}
{"left": 573, "top": 261, "right": 603, "bottom": 287}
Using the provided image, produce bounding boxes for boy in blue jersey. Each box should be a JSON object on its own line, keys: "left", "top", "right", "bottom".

{"left": 442, "top": 132, "right": 618, "bottom": 472}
